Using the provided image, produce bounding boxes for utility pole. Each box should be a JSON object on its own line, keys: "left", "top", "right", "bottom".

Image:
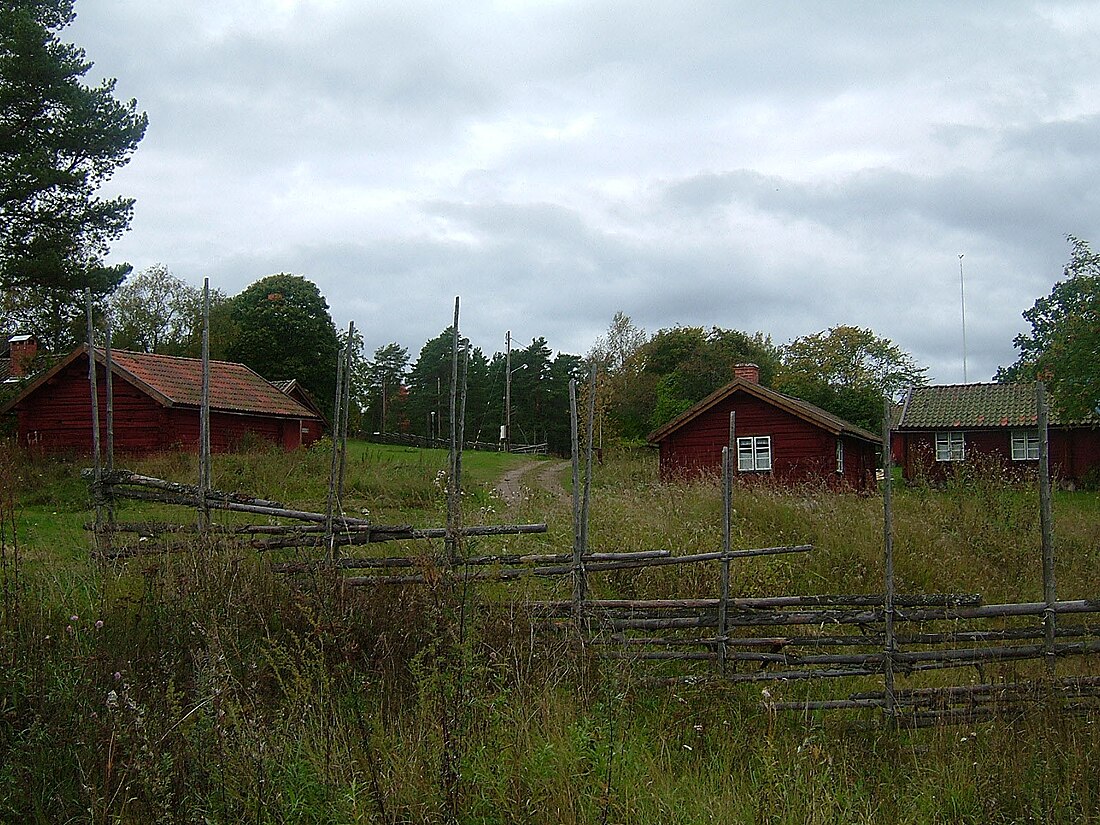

{"left": 504, "top": 330, "right": 511, "bottom": 452}
{"left": 380, "top": 377, "right": 387, "bottom": 434}
{"left": 959, "top": 253, "right": 968, "bottom": 383}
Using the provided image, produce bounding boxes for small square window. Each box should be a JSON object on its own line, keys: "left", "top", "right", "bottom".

{"left": 737, "top": 436, "right": 772, "bottom": 471}
{"left": 1011, "top": 430, "right": 1039, "bottom": 461}
{"left": 935, "top": 432, "right": 965, "bottom": 461}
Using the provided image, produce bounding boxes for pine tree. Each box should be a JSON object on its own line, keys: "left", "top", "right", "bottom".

{"left": 0, "top": 0, "right": 147, "bottom": 348}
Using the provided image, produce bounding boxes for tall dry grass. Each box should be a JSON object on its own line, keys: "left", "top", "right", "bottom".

{"left": 0, "top": 442, "right": 1097, "bottom": 822}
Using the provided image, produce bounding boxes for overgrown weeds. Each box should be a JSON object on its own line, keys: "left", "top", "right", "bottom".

{"left": 0, "top": 442, "right": 1097, "bottom": 822}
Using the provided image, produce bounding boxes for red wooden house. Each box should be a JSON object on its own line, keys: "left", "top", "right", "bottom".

{"left": 647, "top": 365, "right": 881, "bottom": 489}
{"left": 0, "top": 345, "right": 323, "bottom": 455}
{"left": 893, "top": 383, "right": 1100, "bottom": 485}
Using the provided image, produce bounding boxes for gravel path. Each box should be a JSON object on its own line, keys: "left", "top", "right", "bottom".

{"left": 495, "top": 459, "right": 572, "bottom": 506}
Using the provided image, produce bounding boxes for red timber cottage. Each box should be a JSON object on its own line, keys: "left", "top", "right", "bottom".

{"left": 893, "top": 382, "right": 1100, "bottom": 485}
{"left": 647, "top": 364, "right": 881, "bottom": 490}
{"left": 0, "top": 346, "right": 323, "bottom": 454}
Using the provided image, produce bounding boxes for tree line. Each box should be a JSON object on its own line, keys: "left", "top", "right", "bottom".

{"left": 94, "top": 235, "right": 1100, "bottom": 454}
{"left": 82, "top": 263, "right": 931, "bottom": 453}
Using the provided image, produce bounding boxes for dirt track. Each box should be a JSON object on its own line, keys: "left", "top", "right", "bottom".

{"left": 495, "top": 459, "right": 572, "bottom": 506}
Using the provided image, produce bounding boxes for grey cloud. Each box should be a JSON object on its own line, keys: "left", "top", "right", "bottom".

{"left": 63, "top": 1, "right": 1100, "bottom": 388}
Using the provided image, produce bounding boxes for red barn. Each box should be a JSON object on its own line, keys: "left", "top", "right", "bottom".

{"left": 647, "top": 365, "right": 881, "bottom": 489}
{"left": 1, "top": 345, "right": 323, "bottom": 455}
{"left": 894, "top": 383, "right": 1100, "bottom": 485}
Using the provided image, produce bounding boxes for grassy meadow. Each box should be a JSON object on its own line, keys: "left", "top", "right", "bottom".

{"left": 1, "top": 440, "right": 1098, "bottom": 823}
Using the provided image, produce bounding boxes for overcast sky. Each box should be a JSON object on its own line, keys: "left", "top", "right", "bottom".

{"left": 68, "top": 1, "right": 1100, "bottom": 383}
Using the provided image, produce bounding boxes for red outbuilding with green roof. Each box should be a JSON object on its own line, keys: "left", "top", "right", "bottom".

{"left": 893, "top": 383, "right": 1100, "bottom": 485}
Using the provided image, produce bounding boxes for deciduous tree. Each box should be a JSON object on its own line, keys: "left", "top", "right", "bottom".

{"left": 647, "top": 326, "right": 779, "bottom": 431}
{"left": 996, "top": 236, "right": 1100, "bottom": 419}
{"left": 109, "top": 264, "right": 227, "bottom": 355}
{"left": 776, "top": 325, "right": 927, "bottom": 431}
{"left": 587, "top": 312, "right": 650, "bottom": 441}
{"left": 227, "top": 274, "right": 340, "bottom": 414}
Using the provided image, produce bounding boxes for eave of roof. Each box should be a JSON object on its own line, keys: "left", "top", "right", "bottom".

{"left": 646, "top": 378, "right": 881, "bottom": 445}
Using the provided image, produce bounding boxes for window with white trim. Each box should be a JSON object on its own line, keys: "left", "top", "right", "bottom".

{"left": 836, "top": 439, "right": 844, "bottom": 474}
{"left": 737, "top": 436, "right": 772, "bottom": 471}
{"left": 935, "top": 431, "right": 965, "bottom": 462}
{"left": 1011, "top": 430, "right": 1040, "bottom": 461}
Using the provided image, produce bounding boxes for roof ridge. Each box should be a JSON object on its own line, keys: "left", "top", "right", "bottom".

{"left": 106, "top": 347, "right": 239, "bottom": 366}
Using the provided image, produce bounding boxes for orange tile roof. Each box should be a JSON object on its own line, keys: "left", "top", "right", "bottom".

{"left": 106, "top": 349, "right": 319, "bottom": 419}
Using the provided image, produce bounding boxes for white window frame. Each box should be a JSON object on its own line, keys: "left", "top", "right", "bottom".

{"left": 737, "top": 436, "right": 772, "bottom": 472}
{"left": 935, "top": 431, "right": 965, "bottom": 462}
{"left": 836, "top": 439, "right": 844, "bottom": 474}
{"left": 1010, "top": 430, "right": 1040, "bottom": 461}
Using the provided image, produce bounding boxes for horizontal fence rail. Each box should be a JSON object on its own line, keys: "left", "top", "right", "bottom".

{"left": 368, "top": 431, "right": 547, "bottom": 455}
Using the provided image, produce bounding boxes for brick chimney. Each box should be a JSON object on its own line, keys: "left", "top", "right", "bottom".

{"left": 733, "top": 362, "right": 759, "bottom": 384}
{"left": 8, "top": 335, "right": 37, "bottom": 378}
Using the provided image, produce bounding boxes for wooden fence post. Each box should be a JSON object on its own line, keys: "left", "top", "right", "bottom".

{"left": 197, "top": 279, "right": 212, "bottom": 532}
{"left": 103, "top": 320, "right": 116, "bottom": 542}
{"left": 580, "top": 366, "right": 596, "bottom": 586}
{"left": 85, "top": 289, "right": 103, "bottom": 546}
{"left": 569, "top": 379, "right": 585, "bottom": 621}
{"left": 882, "top": 397, "right": 897, "bottom": 721}
{"left": 718, "top": 411, "right": 736, "bottom": 675}
{"left": 454, "top": 340, "right": 470, "bottom": 562}
{"left": 719, "top": 446, "right": 730, "bottom": 675}
{"left": 324, "top": 320, "right": 355, "bottom": 563}
{"left": 337, "top": 321, "right": 354, "bottom": 516}
{"left": 1037, "top": 381, "right": 1056, "bottom": 677}
{"left": 104, "top": 325, "right": 114, "bottom": 475}
{"left": 324, "top": 330, "right": 346, "bottom": 561}
{"left": 446, "top": 298, "right": 461, "bottom": 564}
